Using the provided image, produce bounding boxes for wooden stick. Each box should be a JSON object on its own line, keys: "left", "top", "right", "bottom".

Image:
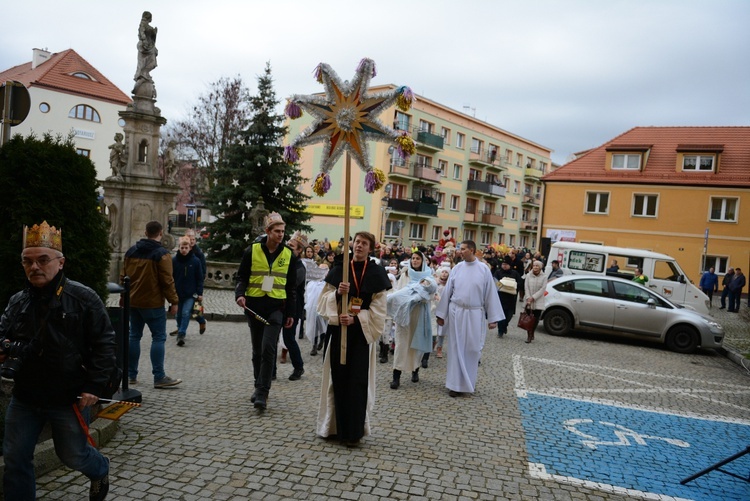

{"left": 78, "top": 396, "right": 142, "bottom": 407}
{"left": 340, "top": 153, "right": 352, "bottom": 365}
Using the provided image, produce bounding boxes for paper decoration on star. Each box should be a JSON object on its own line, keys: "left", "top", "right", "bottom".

{"left": 283, "top": 58, "right": 415, "bottom": 196}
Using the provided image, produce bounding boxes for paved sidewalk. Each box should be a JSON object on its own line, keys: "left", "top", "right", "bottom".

{"left": 27, "top": 289, "right": 743, "bottom": 500}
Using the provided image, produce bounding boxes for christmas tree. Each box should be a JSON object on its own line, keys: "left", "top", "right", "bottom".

{"left": 204, "top": 63, "right": 311, "bottom": 261}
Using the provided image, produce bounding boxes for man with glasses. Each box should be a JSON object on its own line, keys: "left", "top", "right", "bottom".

{"left": 0, "top": 221, "right": 115, "bottom": 500}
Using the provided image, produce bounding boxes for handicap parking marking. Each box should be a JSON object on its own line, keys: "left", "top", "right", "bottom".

{"left": 513, "top": 355, "right": 750, "bottom": 500}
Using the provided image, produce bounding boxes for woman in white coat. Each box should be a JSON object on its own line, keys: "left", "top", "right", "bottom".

{"left": 523, "top": 260, "right": 547, "bottom": 343}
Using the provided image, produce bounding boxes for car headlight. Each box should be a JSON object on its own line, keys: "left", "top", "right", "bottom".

{"left": 701, "top": 318, "right": 723, "bottom": 330}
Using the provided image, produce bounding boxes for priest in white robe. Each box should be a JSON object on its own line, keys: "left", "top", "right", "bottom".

{"left": 435, "top": 240, "right": 504, "bottom": 397}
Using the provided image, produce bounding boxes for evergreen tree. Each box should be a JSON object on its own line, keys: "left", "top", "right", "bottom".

{"left": 0, "top": 134, "right": 111, "bottom": 310}
{"left": 204, "top": 62, "right": 311, "bottom": 261}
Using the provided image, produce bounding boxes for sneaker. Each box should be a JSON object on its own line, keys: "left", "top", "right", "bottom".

{"left": 289, "top": 368, "right": 305, "bottom": 381}
{"left": 199, "top": 321, "right": 206, "bottom": 334}
{"left": 177, "top": 336, "right": 185, "bottom": 347}
{"left": 169, "top": 329, "right": 178, "bottom": 336}
{"left": 89, "top": 458, "right": 109, "bottom": 501}
{"left": 154, "top": 376, "right": 182, "bottom": 388}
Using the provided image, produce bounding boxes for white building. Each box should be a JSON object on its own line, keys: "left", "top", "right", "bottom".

{"left": 0, "top": 48, "right": 131, "bottom": 181}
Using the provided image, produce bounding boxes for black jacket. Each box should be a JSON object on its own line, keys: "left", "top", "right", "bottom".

{"left": 0, "top": 273, "right": 117, "bottom": 406}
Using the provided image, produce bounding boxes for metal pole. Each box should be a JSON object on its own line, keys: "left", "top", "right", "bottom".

{"left": 1, "top": 81, "right": 13, "bottom": 147}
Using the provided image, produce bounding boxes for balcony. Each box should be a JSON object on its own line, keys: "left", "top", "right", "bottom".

{"left": 480, "top": 212, "right": 503, "bottom": 226}
{"left": 415, "top": 129, "right": 444, "bottom": 151}
{"left": 524, "top": 166, "right": 545, "bottom": 181}
{"left": 388, "top": 163, "right": 412, "bottom": 179}
{"left": 469, "top": 149, "right": 504, "bottom": 171}
{"left": 466, "top": 179, "right": 507, "bottom": 198}
{"left": 412, "top": 163, "right": 441, "bottom": 184}
{"left": 520, "top": 220, "right": 539, "bottom": 232}
{"left": 386, "top": 197, "right": 438, "bottom": 217}
{"left": 522, "top": 195, "right": 540, "bottom": 207}
{"left": 464, "top": 210, "right": 479, "bottom": 224}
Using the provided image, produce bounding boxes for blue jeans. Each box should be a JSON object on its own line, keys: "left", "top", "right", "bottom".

{"left": 175, "top": 297, "right": 195, "bottom": 338}
{"left": 3, "top": 397, "right": 108, "bottom": 500}
{"left": 129, "top": 307, "right": 168, "bottom": 381}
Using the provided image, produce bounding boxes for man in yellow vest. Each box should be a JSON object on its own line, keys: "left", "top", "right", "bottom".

{"left": 235, "top": 212, "right": 298, "bottom": 410}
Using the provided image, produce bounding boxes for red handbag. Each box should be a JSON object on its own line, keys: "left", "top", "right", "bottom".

{"left": 517, "top": 306, "right": 536, "bottom": 331}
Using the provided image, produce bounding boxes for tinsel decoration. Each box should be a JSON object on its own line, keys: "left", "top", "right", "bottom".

{"left": 284, "top": 99, "right": 302, "bottom": 119}
{"left": 283, "top": 145, "right": 300, "bottom": 164}
{"left": 396, "top": 86, "right": 415, "bottom": 112}
{"left": 313, "top": 63, "right": 324, "bottom": 83}
{"left": 395, "top": 131, "right": 416, "bottom": 159}
{"left": 313, "top": 172, "right": 331, "bottom": 197}
{"left": 357, "top": 57, "right": 377, "bottom": 78}
{"left": 364, "top": 168, "right": 386, "bottom": 193}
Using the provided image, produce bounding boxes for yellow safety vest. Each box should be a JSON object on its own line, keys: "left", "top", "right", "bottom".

{"left": 245, "top": 243, "right": 292, "bottom": 299}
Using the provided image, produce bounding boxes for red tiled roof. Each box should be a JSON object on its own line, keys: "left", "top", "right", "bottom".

{"left": 543, "top": 126, "right": 750, "bottom": 187}
{"left": 0, "top": 49, "right": 131, "bottom": 105}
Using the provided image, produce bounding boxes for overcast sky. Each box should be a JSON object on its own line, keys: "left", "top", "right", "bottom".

{"left": 3, "top": 0, "right": 748, "bottom": 164}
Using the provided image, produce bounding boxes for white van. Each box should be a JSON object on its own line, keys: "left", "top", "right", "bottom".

{"left": 545, "top": 242, "right": 709, "bottom": 314}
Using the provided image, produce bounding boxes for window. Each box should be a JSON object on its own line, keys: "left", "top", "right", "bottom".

{"left": 498, "top": 233, "right": 505, "bottom": 245}
{"left": 612, "top": 281, "right": 666, "bottom": 306}
{"left": 481, "top": 231, "right": 492, "bottom": 246}
{"left": 488, "top": 145, "right": 499, "bottom": 162}
{"left": 39, "top": 102, "right": 50, "bottom": 113}
{"left": 452, "top": 164, "right": 462, "bottom": 180}
{"left": 555, "top": 278, "right": 609, "bottom": 298}
{"left": 76, "top": 148, "right": 91, "bottom": 157}
{"left": 464, "top": 229, "right": 475, "bottom": 241}
{"left": 391, "top": 183, "right": 407, "bottom": 199}
{"left": 483, "top": 201, "right": 495, "bottom": 214}
{"left": 68, "top": 104, "right": 100, "bottom": 123}
{"left": 500, "top": 205, "right": 507, "bottom": 217}
{"left": 513, "top": 180, "right": 520, "bottom": 194}
{"left": 516, "top": 153, "right": 523, "bottom": 166}
{"left": 440, "top": 127, "right": 451, "bottom": 145}
{"left": 683, "top": 155, "right": 715, "bottom": 171}
{"left": 469, "top": 168, "right": 481, "bottom": 181}
{"left": 505, "top": 149, "right": 512, "bottom": 164}
{"left": 527, "top": 158, "right": 536, "bottom": 169}
{"left": 654, "top": 260, "right": 681, "bottom": 282}
{"left": 466, "top": 198, "right": 478, "bottom": 215}
{"left": 394, "top": 111, "right": 410, "bottom": 131}
{"left": 586, "top": 192, "right": 609, "bottom": 214}
{"left": 709, "top": 197, "right": 738, "bottom": 222}
{"left": 524, "top": 184, "right": 532, "bottom": 196}
{"left": 522, "top": 209, "right": 531, "bottom": 222}
{"left": 418, "top": 120, "right": 433, "bottom": 133}
{"left": 409, "top": 223, "right": 425, "bottom": 240}
{"left": 72, "top": 72, "right": 94, "bottom": 80}
{"left": 520, "top": 235, "right": 528, "bottom": 248}
{"left": 449, "top": 227, "right": 458, "bottom": 239}
{"left": 611, "top": 154, "right": 641, "bottom": 170}
{"left": 385, "top": 220, "right": 401, "bottom": 238}
{"left": 456, "top": 133, "right": 465, "bottom": 149}
{"left": 510, "top": 207, "right": 518, "bottom": 220}
{"left": 540, "top": 162, "right": 548, "bottom": 174}
{"left": 450, "top": 195, "right": 460, "bottom": 211}
{"left": 416, "top": 154, "right": 431, "bottom": 167}
{"left": 432, "top": 226, "right": 442, "bottom": 241}
{"left": 632, "top": 194, "right": 658, "bottom": 217}
{"left": 471, "top": 137, "right": 482, "bottom": 154}
{"left": 704, "top": 256, "right": 729, "bottom": 274}
{"left": 438, "top": 160, "right": 448, "bottom": 176}
{"left": 437, "top": 192, "right": 445, "bottom": 209}
{"left": 509, "top": 234, "right": 516, "bottom": 246}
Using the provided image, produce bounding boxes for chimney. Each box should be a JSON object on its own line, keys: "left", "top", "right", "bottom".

{"left": 32, "top": 48, "right": 51, "bottom": 69}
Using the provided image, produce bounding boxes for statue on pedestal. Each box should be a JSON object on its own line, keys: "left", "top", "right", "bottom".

{"left": 164, "top": 140, "right": 178, "bottom": 185}
{"left": 133, "top": 11, "right": 158, "bottom": 99}
{"left": 107, "top": 133, "right": 126, "bottom": 180}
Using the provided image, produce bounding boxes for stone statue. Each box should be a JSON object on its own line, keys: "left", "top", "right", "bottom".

{"left": 133, "top": 11, "right": 158, "bottom": 98}
{"left": 107, "top": 133, "right": 126, "bottom": 180}
{"left": 164, "top": 140, "right": 178, "bottom": 185}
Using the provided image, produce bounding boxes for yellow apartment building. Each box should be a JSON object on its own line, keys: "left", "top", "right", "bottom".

{"left": 542, "top": 126, "right": 750, "bottom": 292}
{"left": 286, "top": 85, "right": 552, "bottom": 250}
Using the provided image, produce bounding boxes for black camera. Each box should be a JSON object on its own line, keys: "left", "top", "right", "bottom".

{"left": 0, "top": 339, "right": 33, "bottom": 380}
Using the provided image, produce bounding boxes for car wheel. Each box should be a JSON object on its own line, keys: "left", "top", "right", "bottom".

{"left": 665, "top": 325, "right": 699, "bottom": 354}
{"left": 543, "top": 308, "right": 572, "bottom": 336}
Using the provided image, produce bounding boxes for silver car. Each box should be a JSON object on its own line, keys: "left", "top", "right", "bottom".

{"left": 541, "top": 275, "right": 724, "bottom": 353}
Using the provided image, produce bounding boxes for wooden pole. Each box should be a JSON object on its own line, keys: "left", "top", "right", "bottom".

{"left": 340, "top": 153, "right": 352, "bottom": 365}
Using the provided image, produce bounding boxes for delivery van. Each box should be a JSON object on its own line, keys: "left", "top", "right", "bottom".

{"left": 545, "top": 242, "right": 709, "bottom": 314}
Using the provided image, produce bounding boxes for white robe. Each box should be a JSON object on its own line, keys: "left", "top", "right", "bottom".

{"left": 435, "top": 259, "right": 504, "bottom": 393}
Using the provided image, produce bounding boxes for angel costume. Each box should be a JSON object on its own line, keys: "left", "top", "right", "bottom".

{"left": 435, "top": 258, "right": 503, "bottom": 394}
{"left": 316, "top": 257, "right": 391, "bottom": 442}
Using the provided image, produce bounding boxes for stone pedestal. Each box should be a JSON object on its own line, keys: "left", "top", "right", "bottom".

{"left": 102, "top": 106, "right": 178, "bottom": 282}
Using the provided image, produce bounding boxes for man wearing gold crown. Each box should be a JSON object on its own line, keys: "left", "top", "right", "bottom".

{"left": 0, "top": 221, "right": 116, "bottom": 501}
{"left": 235, "top": 213, "right": 299, "bottom": 410}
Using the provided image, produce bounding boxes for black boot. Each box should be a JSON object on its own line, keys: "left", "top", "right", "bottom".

{"left": 390, "top": 369, "right": 401, "bottom": 389}
{"left": 379, "top": 342, "right": 389, "bottom": 363}
{"left": 412, "top": 368, "right": 420, "bottom": 382}
{"left": 421, "top": 352, "right": 429, "bottom": 369}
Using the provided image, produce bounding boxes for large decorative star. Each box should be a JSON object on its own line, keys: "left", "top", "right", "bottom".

{"left": 284, "top": 58, "right": 415, "bottom": 195}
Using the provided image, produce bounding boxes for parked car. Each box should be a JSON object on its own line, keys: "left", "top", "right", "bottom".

{"left": 541, "top": 275, "right": 724, "bottom": 354}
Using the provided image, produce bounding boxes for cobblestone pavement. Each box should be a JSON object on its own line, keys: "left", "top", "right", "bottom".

{"left": 34, "top": 291, "right": 749, "bottom": 500}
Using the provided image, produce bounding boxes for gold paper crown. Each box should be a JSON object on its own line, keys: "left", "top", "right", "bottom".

{"left": 264, "top": 212, "right": 285, "bottom": 229}
{"left": 23, "top": 221, "right": 62, "bottom": 252}
{"left": 289, "top": 230, "right": 308, "bottom": 249}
